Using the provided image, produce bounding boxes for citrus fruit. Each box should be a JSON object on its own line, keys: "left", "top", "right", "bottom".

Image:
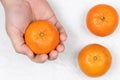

{"left": 25, "top": 20, "right": 60, "bottom": 54}
{"left": 86, "top": 4, "right": 119, "bottom": 36}
{"left": 78, "top": 44, "right": 112, "bottom": 77}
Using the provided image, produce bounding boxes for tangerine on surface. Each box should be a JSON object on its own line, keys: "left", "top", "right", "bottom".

{"left": 78, "top": 44, "right": 112, "bottom": 77}
{"left": 86, "top": 4, "right": 119, "bottom": 36}
{"left": 25, "top": 20, "right": 60, "bottom": 54}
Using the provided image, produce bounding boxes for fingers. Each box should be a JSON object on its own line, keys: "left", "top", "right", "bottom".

{"left": 56, "top": 43, "right": 65, "bottom": 53}
{"left": 47, "top": 16, "right": 67, "bottom": 60}
{"left": 47, "top": 16, "right": 67, "bottom": 41}
{"left": 32, "top": 42, "right": 65, "bottom": 62}
{"left": 32, "top": 50, "right": 59, "bottom": 62}
{"left": 31, "top": 54, "right": 48, "bottom": 63}
{"left": 48, "top": 43, "right": 65, "bottom": 60}
{"left": 49, "top": 50, "right": 58, "bottom": 60}
{"left": 55, "top": 22, "right": 67, "bottom": 41}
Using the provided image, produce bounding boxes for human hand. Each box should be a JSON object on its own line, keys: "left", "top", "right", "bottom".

{"left": 1, "top": 0, "right": 67, "bottom": 63}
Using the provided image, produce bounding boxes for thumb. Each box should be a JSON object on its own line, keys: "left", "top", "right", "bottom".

{"left": 6, "top": 26, "right": 34, "bottom": 59}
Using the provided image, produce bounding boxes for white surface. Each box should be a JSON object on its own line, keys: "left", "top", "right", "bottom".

{"left": 0, "top": 0, "right": 120, "bottom": 80}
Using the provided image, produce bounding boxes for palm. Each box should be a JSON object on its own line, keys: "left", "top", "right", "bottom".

{"left": 5, "top": 0, "right": 67, "bottom": 63}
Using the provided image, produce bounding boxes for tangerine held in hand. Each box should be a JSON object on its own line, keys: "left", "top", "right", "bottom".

{"left": 25, "top": 20, "right": 60, "bottom": 54}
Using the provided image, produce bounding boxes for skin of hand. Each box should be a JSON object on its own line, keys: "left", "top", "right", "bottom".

{"left": 1, "top": 0, "right": 67, "bottom": 63}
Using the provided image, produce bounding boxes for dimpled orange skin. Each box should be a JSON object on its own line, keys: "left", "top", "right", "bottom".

{"left": 25, "top": 20, "right": 60, "bottom": 54}
{"left": 78, "top": 44, "right": 112, "bottom": 77}
{"left": 86, "top": 4, "right": 119, "bottom": 36}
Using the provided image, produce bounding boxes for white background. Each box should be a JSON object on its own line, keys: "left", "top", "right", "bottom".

{"left": 0, "top": 0, "right": 120, "bottom": 80}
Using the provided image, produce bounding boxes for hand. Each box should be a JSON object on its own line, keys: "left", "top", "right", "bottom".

{"left": 2, "top": 0, "right": 67, "bottom": 63}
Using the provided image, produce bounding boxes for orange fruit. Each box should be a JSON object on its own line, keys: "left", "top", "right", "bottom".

{"left": 86, "top": 4, "right": 119, "bottom": 36}
{"left": 25, "top": 20, "right": 60, "bottom": 54}
{"left": 78, "top": 44, "right": 112, "bottom": 77}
